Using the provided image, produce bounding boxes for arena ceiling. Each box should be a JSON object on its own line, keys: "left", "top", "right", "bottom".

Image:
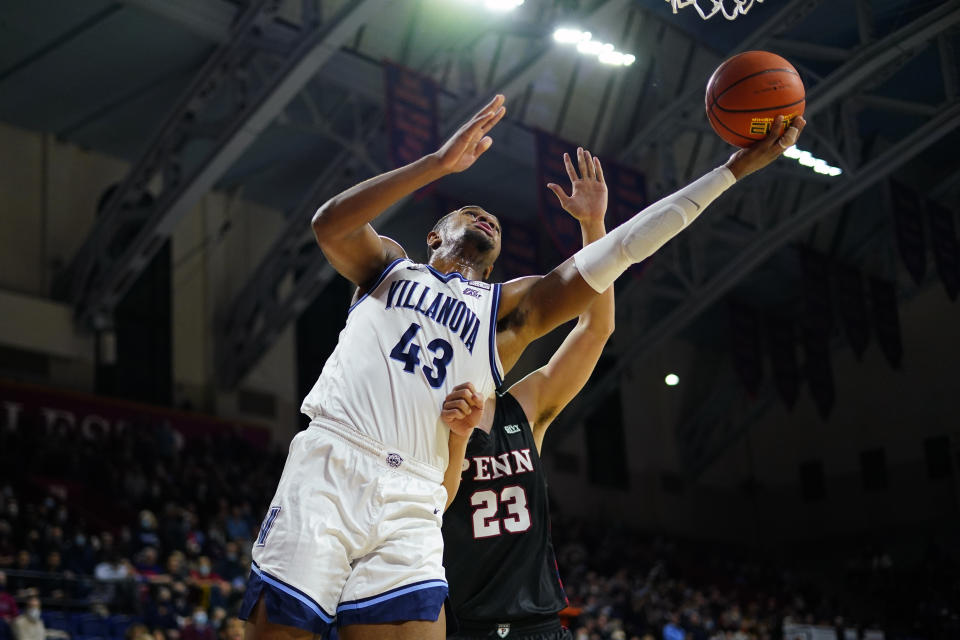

{"left": 2, "top": 0, "right": 958, "bottom": 473}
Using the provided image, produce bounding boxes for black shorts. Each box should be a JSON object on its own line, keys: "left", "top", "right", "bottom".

{"left": 449, "top": 615, "right": 572, "bottom": 640}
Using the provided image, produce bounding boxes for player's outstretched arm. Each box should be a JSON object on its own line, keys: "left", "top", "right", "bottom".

{"left": 440, "top": 383, "right": 485, "bottom": 511}
{"left": 496, "top": 117, "right": 805, "bottom": 371}
{"left": 311, "top": 95, "right": 507, "bottom": 289}
{"left": 508, "top": 151, "right": 615, "bottom": 452}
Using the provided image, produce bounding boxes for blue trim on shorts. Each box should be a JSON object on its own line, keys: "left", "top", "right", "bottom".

{"left": 348, "top": 257, "right": 408, "bottom": 314}
{"left": 336, "top": 579, "right": 448, "bottom": 627}
{"left": 488, "top": 282, "right": 503, "bottom": 388}
{"left": 238, "top": 562, "right": 334, "bottom": 634}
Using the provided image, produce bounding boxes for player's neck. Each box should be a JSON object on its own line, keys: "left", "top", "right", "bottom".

{"left": 428, "top": 252, "right": 487, "bottom": 281}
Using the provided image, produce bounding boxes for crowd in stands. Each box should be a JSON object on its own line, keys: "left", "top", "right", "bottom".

{"left": 1, "top": 411, "right": 958, "bottom": 640}
{"left": 0, "top": 412, "right": 285, "bottom": 640}
{"left": 550, "top": 517, "right": 960, "bottom": 640}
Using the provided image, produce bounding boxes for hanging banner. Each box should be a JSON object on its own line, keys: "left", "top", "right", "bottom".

{"left": 800, "top": 248, "right": 833, "bottom": 332}
{"left": 800, "top": 249, "right": 835, "bottom": 419}
{"left": 499, "top": 221, "right": 540, "bottom": 280}
{"left": 870, "top": 278, "right": 903, "bottom": 370}
{"left": 927, "top": 199, "right": 959, "bottom": 301}
{"left": 889, "top": 181, "right": 927, "bottom": 285}
{"left": 535, "top": 130, "right": 648, "bottom": 277}
{"left": 766, "top": 314, "right": 800, "bottom": 411}
{"left": 384, "top": 62, "right": 438, "bottom": 196}
{"left": 802, "top": 325, "right": 835, "bottom": 420}
{"left": 729, "top": 301, "right": 763, "bottom": 396}
{"left": 0, "top": 379, "right": 270, "bottom": 447}
{"left": 536, "top": 131, "right": 583, "bottom": 261}
{"left": 834, "top": 263, "right": 870, "bottom": 360}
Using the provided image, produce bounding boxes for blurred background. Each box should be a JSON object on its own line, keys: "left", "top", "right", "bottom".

{"left": 0, "top": 0, "right": 958, "bottom": 638}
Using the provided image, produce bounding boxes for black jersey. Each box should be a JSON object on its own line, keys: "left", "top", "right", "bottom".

{"left": 442, "top": 392, "right": 567, "bottom": 624}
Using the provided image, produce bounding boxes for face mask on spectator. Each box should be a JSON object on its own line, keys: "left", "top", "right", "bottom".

{"left": 193, "top": 613, "right": 208, "bottom": 627}
{"left": 27, "top": 608, "right": 41, "bottom": 621}
{"left": 199, "top": 566, "right": 210, "bottom": 577}
{"left": 75, "top": 534, "right": 86, "bottom": 547}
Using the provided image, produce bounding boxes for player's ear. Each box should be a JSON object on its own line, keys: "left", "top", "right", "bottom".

{"left": 482, "top": 264, "right": 493, "bottom": 280}
{"left": 427, "top": 230, "right": 442, "bottom": 251}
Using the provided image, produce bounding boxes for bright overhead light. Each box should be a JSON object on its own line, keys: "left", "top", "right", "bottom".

{"left": 553, "top": 27, "right": 634, "bottom": 66}
{"left": 782, "top": 145, "right": 842, "bottom": 177}
{"left": 482, "top": 0, "right": 524, "bottom": 11}
{"left": 665, "top": 373, "right": 679, "bottom": 386}
{"left": 553, "top": 28, "right": 591, "bottom": 43}
{"left": 453, "top": 0, "right": 524, "bottom": 12}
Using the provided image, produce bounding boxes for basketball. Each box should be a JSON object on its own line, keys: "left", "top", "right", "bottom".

{"left": 705, "top": 50, "right": 806, "bottom": 148}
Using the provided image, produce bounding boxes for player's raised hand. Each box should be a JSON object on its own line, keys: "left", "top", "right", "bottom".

{"left": 440, "top": 382, "right": 484, "bottom": 437}
{"left": 546, "top": 147, "right": 608, "bottom": 226}
{"left": 432, "top": 95, "right": 506, "bottom": 174}
{"left": 725, "top": 115, "right": 806, "bottom": 180}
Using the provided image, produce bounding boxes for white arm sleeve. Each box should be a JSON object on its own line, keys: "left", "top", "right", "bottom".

{"left": 573, "top": 166, "right": 736, "bottom": 293}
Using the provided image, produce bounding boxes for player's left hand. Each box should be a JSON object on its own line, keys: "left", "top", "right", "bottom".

{"left": 432, "top": 95, "right": 506, "bottom": 175}
{"left": 547, "top": 147, "right": 608, "bottom": 226}
{"left": 441, "top": 382, "right": 484, "bottom": 437}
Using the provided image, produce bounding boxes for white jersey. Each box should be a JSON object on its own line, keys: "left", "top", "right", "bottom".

{"left": 301, "top": 259, "right": 504, "bottom": 470}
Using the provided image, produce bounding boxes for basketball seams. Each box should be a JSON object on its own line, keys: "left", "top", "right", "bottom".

{"left": 712, "top": 68, "right": 801, "bottom": 105}
{"left": 714, "top": 97, "right": 806, "bottom": 114}
{"left": 707, "top": 102, "right": 758, "bottom": 146}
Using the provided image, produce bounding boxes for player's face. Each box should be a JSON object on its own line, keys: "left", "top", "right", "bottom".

{"left": 447, "top": 206, "right": 502, "bottom": 260}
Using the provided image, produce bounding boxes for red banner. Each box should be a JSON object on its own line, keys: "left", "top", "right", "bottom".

{"left": 384, "top": 62, "right": 438, "bottom": 183}
{"left": 0, "top": 379, "right": 270, "bottom": 448}
{"left": 535, "top": 130, "right": 648, "bottom": 277}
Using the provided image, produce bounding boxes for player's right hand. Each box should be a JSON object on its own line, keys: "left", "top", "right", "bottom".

{"left": 724, "top": 114, "right": 806, "bottom": 180}
{"left": 432, "top": 95, "right": 506, "bottom": 174}
{"left": 547, "top": 146, "right": 608, "bottom": 226}
{"left": 440, "top": 382, "right": 484, "bottom": 437}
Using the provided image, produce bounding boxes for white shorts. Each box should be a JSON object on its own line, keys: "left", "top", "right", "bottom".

{"left": 239, "top": 419, "right": 448, "bottom": 634}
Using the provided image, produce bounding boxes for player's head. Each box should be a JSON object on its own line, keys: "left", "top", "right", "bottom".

{"left": 426, "top": 206, "right": 502, "bottom": 280}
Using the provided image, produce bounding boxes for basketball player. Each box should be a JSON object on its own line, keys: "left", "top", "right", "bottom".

{"left": 241, "top": 93, "right": 804, "bottom": 640}
{"left": 438, "top": 150, "right": 614, "bottom": 640}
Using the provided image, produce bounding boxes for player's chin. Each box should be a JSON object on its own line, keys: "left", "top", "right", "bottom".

{"left": 464, "top": 229, "right": 497, "bottom": 255}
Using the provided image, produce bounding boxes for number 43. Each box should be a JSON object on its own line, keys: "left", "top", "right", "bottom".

{"left": 390, "top": 322, "right": 454, "bottom": 389}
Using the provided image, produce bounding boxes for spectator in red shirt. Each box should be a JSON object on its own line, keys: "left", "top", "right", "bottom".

{"left": 0, "top": 571, "right": 19, "bottom": 621}
{"left": 181, "top": 609, "right": 215, "bottom": 640}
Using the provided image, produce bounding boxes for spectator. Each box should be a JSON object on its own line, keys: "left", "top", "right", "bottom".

{"left": 136, "top": 513, "right": 160, "bottom": 551}
{"left": 143, "top": 588, "right": 178, "bottom": 631}
{"left": 10, "top": 596, "right": 66, "bottom": 640}
{"left": 0, "top": 571, "right": 18, "bottom": 621}
{"left": 663, "top": 613, "right": 684, "bottom": 640}
{"left": 218, "top": 618, "right": 243, "bottom": 640}
{"left": 180, "top": 608, "right": 214, "bottom": 640}
{"left": 213, "top": 545, "right": 243, "bottom": 585}
{"left": 135, "top": 547, "right": 163, "bottom": 577}
{"left": 223, "top": 508, "right": 248, "bottom": 544}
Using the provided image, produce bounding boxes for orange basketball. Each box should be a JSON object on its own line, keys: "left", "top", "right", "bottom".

{"left": 705, "top": 50, "right": 805, "bottom": 148}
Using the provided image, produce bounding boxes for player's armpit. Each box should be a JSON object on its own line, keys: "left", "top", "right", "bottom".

{"left": 313, "top": 219, "right": 407, "bottom": 289}
{"left": 495, "top": 260, "right": 600, "bottom": 373}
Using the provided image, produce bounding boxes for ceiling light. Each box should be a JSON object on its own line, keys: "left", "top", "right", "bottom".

{"left": 554, "top": 27, "right": 635, "bottom": 67}
{"left": 665, "top": 373, "right": 679, "bottom": 386}
{"left": 483, "top": 0, "right": 523, "bottom": 11}
{"left": 782, "top": 145, "right": 843, "bottom": 177}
